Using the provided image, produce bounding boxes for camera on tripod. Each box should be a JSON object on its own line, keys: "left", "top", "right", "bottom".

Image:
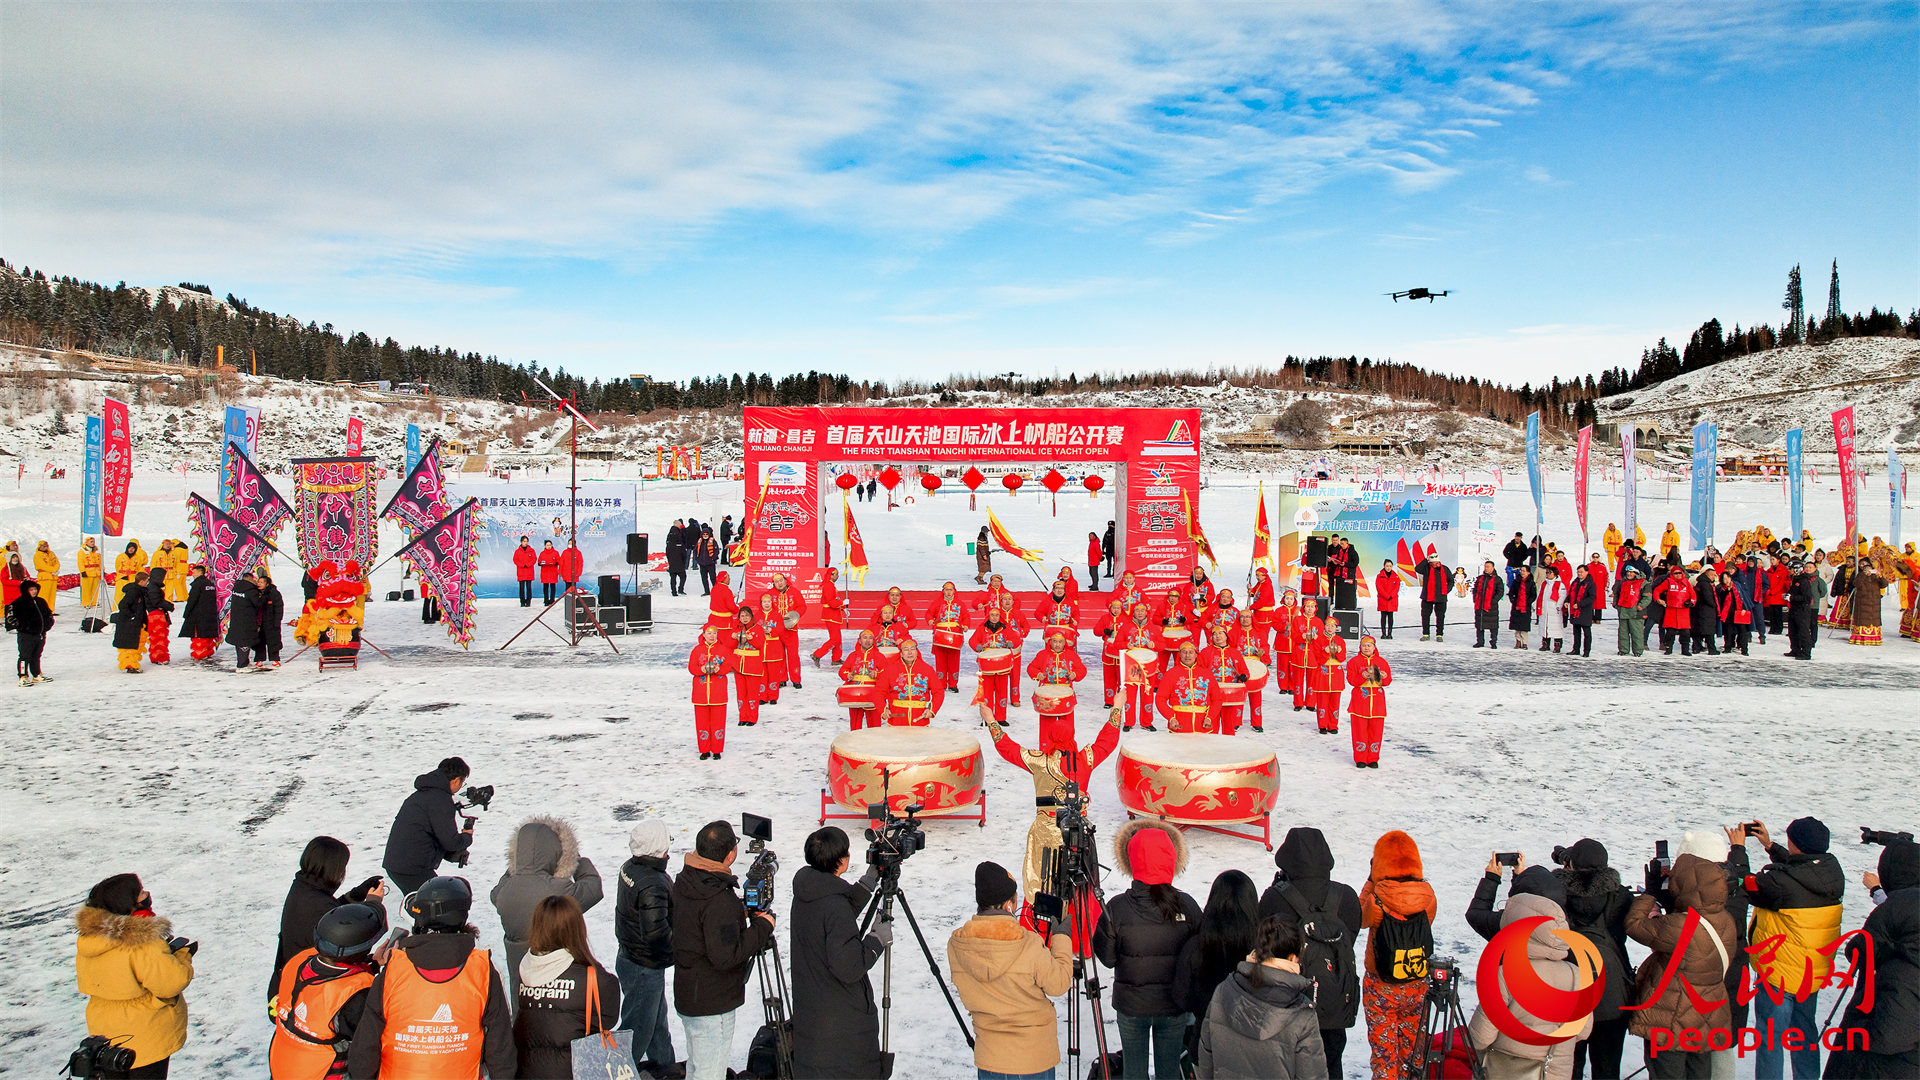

{"left": 1861, "top": 826, "right": 1915, "bottom": 846}
{"left": 451, "top": 783, "right": 495, "bottom": 867}
{"left": 1039, "top": 781, "right": 1095, "bottom": 854}
{"left": 865, "top": 800, "right": 927, "bottom": 880}
{"left": 68, "top": 1035, "right": 135, "bottom": 1078}
{"left": 741, "top": 813, "right": 778, "bottom": 914}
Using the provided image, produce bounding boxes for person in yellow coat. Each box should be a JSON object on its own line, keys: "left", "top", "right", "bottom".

{"left": 1660, "top": 522, "right": 1681, "bottom": 562}
{"left": 75, "top": 874, "right": 195, "bottom": 1075}
{"left": 77, "top": 537, "right": 104, "bottom": 611}
{"left": 150, "top": 540, "right": 177, "bottom": 603}
{"left": 164, "top": 540, "right": 192, "bottom": 603}
{"left": 33, "top": 540, "right": 60, "bottom": 612}
{"left": 1633, "top": 524, "right": 1646, "bottom": 551}
{"left": 114, "top": 540, "right": 148, "bottom": 584}
{"left": 1602, "top": 523, "right": 1624, "bottom": 572}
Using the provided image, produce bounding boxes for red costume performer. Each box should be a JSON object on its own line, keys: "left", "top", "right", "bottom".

{"left": 869, "top": 587, "right": 916, "bottom": 633}
{"left": 871, "top": 604, "right": 916, "bottom": 649}
{"left": 924, "top": 582, "right": 968, "bottom": 692}
{"left": 689, "top": 628, "right": 735, "bottom": 758}
{"left": 1054, "top": 565, "right": 1080, "bottom": 605}
{"left": 1249, "top": 568, "right": 1277, "bottom": 649}
{"left": 1031, "top": 584, "right": 1078, "bottom": 643}
{"left": 1114, "top": 604, "right": 1159, "bottom": 731}
{"left": 1202, "top": 590, "right": 1241, "bottom": 640}
{"left": 1155, "top": 643, "right": 1221, "bottom": 733}
{"left": 969, "top": 613, "right": 1027, "bottom": 724}
{"left": 729, "top": 608, "right": 766, "bottom": 727}
{"left": 971, "top": 576, "right": 1009, "bottom": 619}
{"left": 1346, "top": 636, "right": 1391, "bottom": 768}
{"left": 1290, "top": 606, "right": 1319, "bottom": 711}
{"left": 994, "top": 593, "right": 1030, "bottom": 705}
{"left": 836, "top": 630, "right": 886, "bottom": 731}
{"left": 1110, "top": 572, "right": 1144, "bottom": 617}
{"left": 1093, "top": 599, "right": 1126, "bottom": 708}
{"left": 768, "top": 573, "right": 806, "bottom": 686}
{"left": 1155, "top": 587, "right": 1195, "bottom": 671}
{"left": 705, "top": 571, "right": 736, "bottom": 631}
{"left": 1196, "top": 628, "right": 1250, "bottom": 735}
{"left": 1233, "top": 611, "right": 1272, "bottom": 732}
{"left": 1272, "top": 590, "right": 1300, "bottom": 701}
{"left": 1182, "top": 570, "right": 1216, "bottom": 619}
{"left": 1026, "top": 632, "right": 1088, "bottom": 726}
{"left": 880, "top": 641, "right": 944, "bottom": 725}
{"left": 755, "top": 594, "right": 784, "bottom": 705}
{"left": 810, "top": 567, "right": 846, "bottom": 665}
{"left": 1311, "top": 617, "right": 1349, "bottom": 733}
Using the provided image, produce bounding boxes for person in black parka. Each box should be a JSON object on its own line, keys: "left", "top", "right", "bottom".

{"left": 1690, "top": 568, "right": 1721, "bottom": 655}
{"left": 1258, "top": 826, "right": 1363, "bottom": 1074}
{"left": 265, "top": 836, "right": 387, "bottom": 1002}
{"left": 789, "top": 827, "right": 889, "bottom": 1079}
{"left": 10, "top": 579, "right": 54, "bottom": 684}
{"left": 1095, "top": 819, "right": 1203, "bottom": 1080}
{"left": 1552, "top": 839, "right": 1635, "bottom": 1080}
{"left": 227, "top": 576, "right": 264, "bottom": 670}
{"left": 1465, "top": 858, "right": 1566, "bottom": 942}
{"left": 257, "top": 572, "right": 285, "bottom": 665}
{"left": 176, "top": 568, "right": 220, "bottom": 649}
{"left": 110, "top": 573, "right": 150, "bottom": 671}
{"left": 381, "top": 758, "right": 476, "bottom": 896}
{"left": 1824, "top": 841, "right": 1920, "bottom": 1079}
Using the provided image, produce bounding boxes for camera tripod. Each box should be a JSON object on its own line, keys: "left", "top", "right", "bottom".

{"left": 1044, "top": 838, "right": 1115, "bottom": 1080}
{"left": 754, "top": 934, "right": 794, "bottom": 1080}
{"left": 1409, "top": 959, "right": 1481, "bottom": 1080}
{"left": 859, "top": 867, "right": 975, "bottom": 1068}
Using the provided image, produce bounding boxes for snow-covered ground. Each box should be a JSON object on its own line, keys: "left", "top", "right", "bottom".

{"left": 1, "top": 469, "right": 1916, "bottom": 1079}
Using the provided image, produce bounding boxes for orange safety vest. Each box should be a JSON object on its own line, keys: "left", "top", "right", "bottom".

{"left": 270, "top": 949, "right": 375, "bottom": 1080}
{"left": 377, "top": 946, "right": 491, "bottom": 1079}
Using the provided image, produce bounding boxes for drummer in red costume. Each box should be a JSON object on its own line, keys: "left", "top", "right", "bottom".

{"left": 1111, "top": 570, "right": 1144, "bottom": 614}
{"left": 706, "top": 570, "right": 736, "bottom": 631}
{"left": 1248, "top": 567, "right": 1277, "bottom": 648}
{"left": 1026, "top": 630, "right": 1087, "bottom": 724}
{"left": 1156, "top": 639, "right": 1221, "bottom": 733}
{"left": 729, "top": 607, "right": 767, "bottom": 727}
{"left": 872, "top": 603, "right": 915, "bottom": 649}
{"left": 1114, "top": 602, "right": 1159, "bottom": 731}
{"left": 1053, "top": 565, "right": 1079, "bottom": 605}
{"left": 1346, "top": 634, "right": 1392, "bottom": 768}
{"left": 1310, "top": 615, "right": 1349, "bottom": 734}
{"left": 868, "top": 586, "right": 916, "bottom": 634}
{"left": 1290, "top": 600, "right": 1319, "bottom": 711}
{"left": 994, "top": 592, "right": 1031, "bottom": 706}
{"left": 1093, "top": 598, "right": 1126, "bottom": 708}
{"left": 971, "top": 574, "right": 1009, "bottom": 619}
{"left": 1196, "top": 627, "right": 1250, "bottom": 735}
{"left": 689, "top": 627, "right": 735, "bottom": 759}
{"left": 1183, "top": 565, "right": 1216, "bottom": 616}
{"left": 836, "top": 629, "right": 887, "bottom": 731}
{"left": 809, "top": 566, "right": 846, "bottom": 666}
{"left": 755, "top": 593, "right": 785, "bottom": 705}
{"left": 1232, "top": 609, "right": 1272, "bottom": 733}
{"left": 1203, "top": 588, "right": 1241, "bottom": 639}
{"left": 1155, "top": 585, "right": 1195, "bottom": 670}
{"left": 1271, "top": 588, "right": 1299, "bottom": 702}
{"left": 924, "top": 582, "right": 968, "bottom": 693}
{"left": 768, "top": 573, "right": 806, "bottom": 687}
{"left": 969, "top": 604, "right": 1026, "bottom": 724}
{"left": 1031, "top": 579, "right": 1078, "bottom": 641}
{"left": 879, "top": 638, "right": 944, "bottom": 725}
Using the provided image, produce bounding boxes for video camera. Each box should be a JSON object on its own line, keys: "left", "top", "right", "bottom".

{"left": 68, "top": 1036, "right": 135, "bottom": 1078}
{"left": 865, "top": 800, "right": 927, "bottom": 881}
{"left": 451, "top": 784, "right": 495, "bottom": 867}
{"left": 741, "top": 813, "right": 778, "bottom": 914}
{"left": 1038, "top": 781, "right": 1095, "bottom": 855}
{"left": 1861, "top": 827, "right": 1915, "bottom": 846}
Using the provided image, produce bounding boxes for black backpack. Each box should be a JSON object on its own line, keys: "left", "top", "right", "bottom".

{"left": 1275, "top": 881, "right": 1360, "bottom": 1028}
{"left": 1369, "top": 894, "right": 1433, "bottom": 984}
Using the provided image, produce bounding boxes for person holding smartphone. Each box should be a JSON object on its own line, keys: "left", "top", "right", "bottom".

{"left": 1465, "top": 851, "right": 1567, "bottom": 943}
{"left": 267, "top": 837, "right": 388, "bottom": 1004}
{"left": 76, "top": 874, "right": 196, "bottom": 1078}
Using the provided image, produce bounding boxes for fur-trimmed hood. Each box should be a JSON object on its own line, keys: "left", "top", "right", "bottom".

{"left": 75, "top": 907, "right": 172, "bottom": 954}
{"left": 506, "top": 815, "right": 580, "bottom": 878}
{"left": 1369, "top": 830, "right": 1424, "bottom": 881}
{"left": 1113, "top": 818, "right": 1187, "bottom": 880}
{"left": 1554, "top": 864, "right": 1624, "bottom": 904}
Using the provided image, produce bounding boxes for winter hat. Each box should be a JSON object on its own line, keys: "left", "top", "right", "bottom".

{"left": 974, "top": 862, "right": 1018, "bottom": 909}
{"left": 629, "top": 818, "right": 670, "bottom": 858}
{"left": 1127, "top": 828, "right": 1177, "bottom": 886}
{"left": 1565, "top": 838, "right": 1608, "bottom": 869}
{"left": 1878, "top": 841, "right": 1920, "bottom": 892}
{"left": 1787, "top": 817, "right": 1830, "bottom": 854}
{"left": 1678, "top": 829, "right": 1730, "bottom": 863}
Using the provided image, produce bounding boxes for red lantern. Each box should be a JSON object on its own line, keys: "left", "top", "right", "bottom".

{"left": 1001, "top": 473, "right": 1024, "bottom": 492}
{"left": 878, "top": 466, "right": 902, "bottom": 491}
{"left": 1082, "top": 475, "right": 1106, "bottom": 494}
{"left": 919, "top": 474, "right": 941, "bottom": 492}
{"left": 963, "top": 466, "right": 985, "bottom": 509}
{"left": 835, "top": 472, "right": 859, "bottom": 491}
{"left": 1040, "top": 469, "right": 1066, "bottom": 493}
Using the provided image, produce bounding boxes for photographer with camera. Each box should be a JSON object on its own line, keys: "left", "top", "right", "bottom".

{"left": 672, "top": 819, "right": 776, "bottom": 1080}
{"left": 382, "top": 757, "right": 480, "bottom": 897}
{"left": 346, "top": 875, "right": 516, "bottom": 1079}
{"left": 1740, "top": 817, "right": 1845, "bottom": 1080}
{"left": 1824, "top": 838, "right": 1919, "bottom": 1079}
{"left": 1624, "top": 849, "right": 1738, "bottom": 1079}
{"left": 265, "top": 837, "right": 387, "bottom": 1005}
{"left": 73, "top": 874, "right": 195, "bottom": 1079}
{"left": 1549, "top": 840, "right": 1635, "bottom": 1080}
{"left": 491, "top": 815, "right": 603, "bottom": 1000}
{"left": 789, "top": 826, "right": 889, "bottom": 1079}
{"left": 948, "top": 861, "right": 1076, "bottom": 1080}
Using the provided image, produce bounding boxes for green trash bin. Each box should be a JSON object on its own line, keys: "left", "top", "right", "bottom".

{"left": 947, "top": 534, "right": 954, "bottom": 547}
{"left": 966, "top": 542, "right": 975, "bottom": 555}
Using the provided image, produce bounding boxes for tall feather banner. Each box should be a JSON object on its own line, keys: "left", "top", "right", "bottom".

{"left": 186, "top": 493, "right": 275, "bottom": 634}
{"left": 394, "top": 498, "right": 481, "bottom": 648}
{"left": 1183, "top": 491, "right": 1218, "bottom": 571}
{"left": 985, "top": 506, "right": 1045, "bottom": 562}
{"left": 380, "top": 437, "right": 453, "bottom": 537}
{"left": 220, "top": 441, "right": 294, "bottom": 543}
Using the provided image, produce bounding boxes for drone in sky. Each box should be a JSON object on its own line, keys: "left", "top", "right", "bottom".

{"left": 1387, "top": 287, "right": 1451, "bottom": 302}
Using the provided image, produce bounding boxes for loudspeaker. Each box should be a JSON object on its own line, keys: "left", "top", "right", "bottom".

{"left": 627, "top": 533, "right": 648, "bottom": 564}
{"left": 624, "top": 593, "right": 653, "bottom": 632}
{"left": 1334, "top": 609, "right": 1361, "bottom": 640}
{"left": 1304, "top": 536, "right": 1329, "bottom": 569}
{"left": 403, "top": 589, "right": 415, "bottom": 602}
{"left": 386, "top": 590, "right": 402, "bottom": 602}
{"left": 598, "top": 607, "right": 627, "bottom": 635}
{"left": 598, "top": 574, "right": 623, "bottom": 608}
{"left": 1312, "top": 597, "right": 1332, "bottom": 622}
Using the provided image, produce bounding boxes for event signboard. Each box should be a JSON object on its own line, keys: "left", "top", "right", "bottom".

{"left": 446, "top": 481, "right": 638, "bottom": 599}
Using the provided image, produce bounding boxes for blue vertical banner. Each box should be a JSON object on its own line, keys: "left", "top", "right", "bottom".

{"left": 222, "top": 406, "right": 250, "bottom": 510}
{"left": 1785, "top": 428, "right": 1804, "bottom": 540}
{"left": 81, "top": 415, "right": 105, "bottom": 534}
{"left": 1891, "top": 449, "right": 1904, "bottom": 548}
{"left": 1524, "top": 411, "right": 1543, "bottom": 526}
{"left": 406, "top": 423, "right": 422, "bottom": 476}
{"left": 1689, "top": 421, "right": 1716, "bottom": 550}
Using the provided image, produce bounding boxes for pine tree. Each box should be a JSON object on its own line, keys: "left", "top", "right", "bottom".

{"left": 1782, "top": 264, "right": 1804, "bottom": 344}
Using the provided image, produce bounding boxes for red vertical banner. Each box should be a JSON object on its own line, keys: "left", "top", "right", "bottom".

{"left": 345, "top": 416, "right": 364, "bottom": 455}
{"left": 1574, "top": 425, "right": 1592, "bottom": 544}
{"left": 101, "top": 397, "right": 132, "bottom": 536}
{"left": 1832, "top": 406, "right": 1858, "bottom": 545}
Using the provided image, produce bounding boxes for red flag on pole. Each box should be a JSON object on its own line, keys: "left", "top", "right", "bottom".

{"left": 1251, "top": 483, "right": 1271, "bottom": 566}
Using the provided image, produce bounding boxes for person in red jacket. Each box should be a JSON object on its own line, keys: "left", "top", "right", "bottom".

{"left": 923, "top": 581, "right": 967, "bottom": 692}
{"left": 689, "top": 627, "right": 735, "bottom": 759}
{"left": 536, "top": 541, "right": 561, "bottom": 605}
{"left": 1232, "top": 609, "right": 1272, "bottom": 732}
{"left": 512, "top": 536, "right": 537, "bottom": 607}
{"left": 1053, "top": 565, "right": 1080, "bottom": 606}
{"left": 1196, "top": 627, "right": 1250, "bottom": 735}
{"left": 767, "top": 573, "right": 806, "bottom": 688}
{"left": 1155, "top": 639, "right": 1219, "bottom": 733}
{"left": 1586, "top": 552, "right": 1610, "bottom": 614}
{"left": 969, "top": 607, "right": 1027, "bottom": 724}
{"left": 880, "top": 638, "right": 944, "bottom": 725}
{"left": 1763, "top": 558, "right": 1792, "bottom": 637}
{"left": 1715, "top": 569, "right": 1753, "bottom": 656}
{"left": 706, "top": 570, "right": 736, "bottom": 631}
{"left": 1201, "top": 588, "right": 1240, "bottom": 640}
{"left": 1031, "top": 581, "right": 1078, "bottom": 640}
{"left": 1310, "top": 616, "right": 1349, "bottom": 733}
{"left": 1093, "top": 598, "right": 1126, "bottom": 708}
{"left": 971, "top": 575, "right": 1009, "bottom": 620}
{"left": 994, "top": 592, "right": 1031, "bottom": 706}
{"left": 1291, "top": 606, "right": 1322, "bottom": 712}
{"left": 810, "top": 567, "right": 847, "bottom": 666}
{"left": 1155, "top": 585, "right": 1195, "bottom": 671}
{"left": 1374, "top": 560, "right": 1402, "bottom": 640}
{"left": 1110, "top": 571, "right": 1144, "bottom": 617}
{"left": 837, "top": 629, "right": 886, "bottom": 730}
{"left": 1081, "top": 532, "right": 1102, "bottom": 592}
{"left": 1271, "top": 589, "right": 1299, "bottom": 702}
{"left": 755, "top": 592, "right": 786, "bottom": 703}
{"left": 1112, "top": 602, "right": 1159, "bottom": 731}
{"left": 558, "top": 540, "right": 584, "bottom": 592}
{"left": 871, "top": 603, "right": 914, "bottom": 649}
{"left": 869, "top": 586, "right": 916, "bottom": 634}
{"left": 1026, "top": 630, "right": 1088, "bottom": 727}
{"left": 729, "top": 607, "right": 766, "bottom": 729}
{"left": 1346, "top": 635, "right": 1391, "bottom": 768}
{"left": 1654, "top": 565, "right": 1697, "bottom": 655}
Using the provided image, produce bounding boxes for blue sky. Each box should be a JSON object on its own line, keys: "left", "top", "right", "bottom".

{"left": 3, "top": 2, "right": 1914, "bottom": 386}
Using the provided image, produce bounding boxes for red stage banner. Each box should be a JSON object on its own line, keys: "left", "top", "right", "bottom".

{"left": 1574, "top": 425, "right": 1592, "bottom": 543}
{"left": 186, "top": 493, "right": 275, "bottom": 634}
{"left": 292, "top": 456, "right": 380, "bottom": 572}
{"left": 1833, "top": 406, "right": 1858, "bottom": 544}
{"left": 345, "top": 416, "right": 363, "bottom": 455}
{"left": 394, "top": 498, "right": 481, "bottom": 648}
{"left": 379, "top": 437, "right": 453, "bottom": 537}
{"left": 102, "top": 397, "right": 132, "bottom": 536}
{"left": 741, "top": 406, "right": 1201, "bottom": 612}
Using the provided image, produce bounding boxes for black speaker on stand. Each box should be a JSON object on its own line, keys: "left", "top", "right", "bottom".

{"left": 1304, "top": 535, "right": 1329, "bottom": 569}
{"left": 627, "top": 532, "right": 648, "bottom": 591}
{"left": 623, "top": 593, "right": 653, "bottom": 633}
{"left": 597, "top": 574, "right": 623, "bottom": 609}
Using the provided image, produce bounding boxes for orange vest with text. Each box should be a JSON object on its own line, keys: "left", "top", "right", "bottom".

{"left": 270, "top": 949, "right": 374, "bottom": 1080}
{"left": 377, "top": 947, "right": 490, "bottom": 1079}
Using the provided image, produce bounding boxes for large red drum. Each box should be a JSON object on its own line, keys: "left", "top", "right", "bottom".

{"left": 1159, "top": 627, "right": 1192, "bottom": 650}
{"left": 837, "top": 682, "right": 880, "bottom": 710}
{"left": 1124, "top": 648, "right": 1159, "bottom": 686}
{"left": 1033, "top": 685, "right": 1076, "bottom": 716}
{"left": 976, "top": 647, "right": 1017, "bottom": 676}
{"left": 1116, "top": 733, "right": 1280, "bottom": 825}
{"left": 1244, "top": 658, "right": 1269, "bottom": 694}
{"left": 827, "top": 728, "right": 985, "bottom": 816}
{"left": 932, "top": 625, "right": 965, "bottom": 650}
{"left": 878, "top": 646, "right": 901, "bottom": 662}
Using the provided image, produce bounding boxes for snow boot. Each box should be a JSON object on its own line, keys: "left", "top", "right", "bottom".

{"left": 1553, "top": 639, "right": 1563, "bottom": 652}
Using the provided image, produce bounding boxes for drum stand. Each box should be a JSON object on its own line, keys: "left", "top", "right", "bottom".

{"left": 1126, "top": 811, "right": 1275, "bottom": 850}
{"left": 859, "top": 874, "right": 974, "bottom": 1064}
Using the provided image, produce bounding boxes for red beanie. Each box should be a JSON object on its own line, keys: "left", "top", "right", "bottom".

{"left": 1128, "top": 828, "right": 1176, "bottom": 886}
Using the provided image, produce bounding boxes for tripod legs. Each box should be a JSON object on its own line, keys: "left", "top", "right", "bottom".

{"left": 861, "top": 885, "right": 976, "bottom": 1050}
{"left": 756, "top": 937, "right": 794, "bottom": 1080}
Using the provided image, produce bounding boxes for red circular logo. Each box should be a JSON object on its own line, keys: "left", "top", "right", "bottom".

{"left": 1475, "top": 915, "right": 1606, "bottom": 1045}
